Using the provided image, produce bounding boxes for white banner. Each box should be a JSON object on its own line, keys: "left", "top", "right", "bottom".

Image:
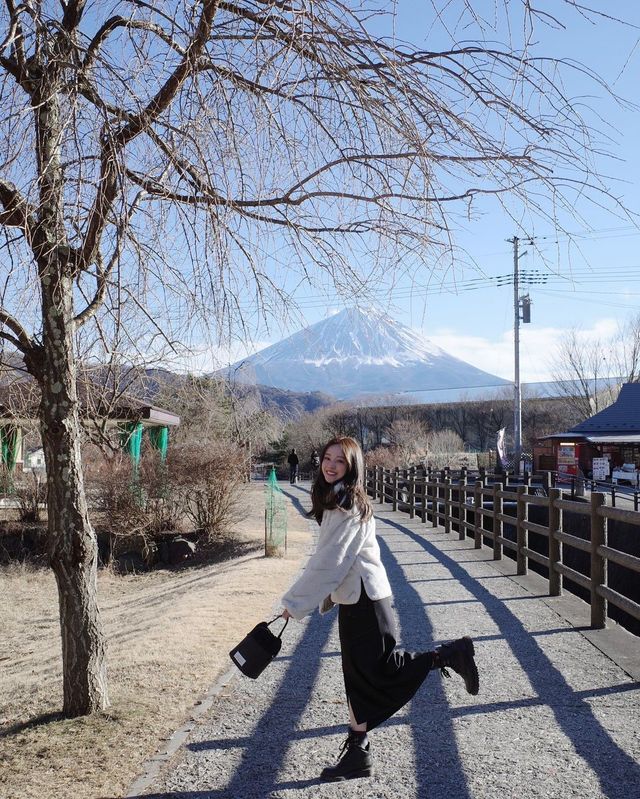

{"left": 496, "top": 427, "right": 507, "bottom": 468}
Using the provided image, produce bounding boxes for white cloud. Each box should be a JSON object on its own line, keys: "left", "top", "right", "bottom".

{"left": 172, "top": 340, "right": 272, "bottom": 374}
{"left": 427, "top": 317, "right": 620, "bottom": 383}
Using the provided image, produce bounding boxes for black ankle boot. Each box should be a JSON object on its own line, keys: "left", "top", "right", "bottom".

{"left": 320, "top": 731, "right": 373, "bottom": 782}
{"left": 436, "top": 636, "right": 479, "bottom": 695}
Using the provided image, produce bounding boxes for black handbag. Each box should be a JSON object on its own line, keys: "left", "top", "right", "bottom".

{"left": 229, "top": 615, "right": 289, "bottom": 679}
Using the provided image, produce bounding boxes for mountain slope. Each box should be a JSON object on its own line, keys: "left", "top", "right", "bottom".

{"left": 220, "top": 308, "right": 508, "bottom": 401}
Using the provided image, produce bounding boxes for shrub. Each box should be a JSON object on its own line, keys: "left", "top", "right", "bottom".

{"left": 365, "top": 446, "right": 405, "bottom": 470}
{"left": 167, "top": 440, "right": 246, "bottom": 540}
{"left": 13, "top": 471, "right": 47, "bottom": 523}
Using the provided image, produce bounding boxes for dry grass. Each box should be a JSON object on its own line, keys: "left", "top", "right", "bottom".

{"left": 0, "top": 482, "right": 311, "bottom": 799}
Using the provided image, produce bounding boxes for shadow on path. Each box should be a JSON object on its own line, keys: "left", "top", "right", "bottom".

{"left": 384, "top": 516, "right": 640, "bottom": 798}
{"left": 280, "top": 485, "right": 311, "bottom": 520}
{"left": 378, "top": 535, "right": 474, "bottom": 798}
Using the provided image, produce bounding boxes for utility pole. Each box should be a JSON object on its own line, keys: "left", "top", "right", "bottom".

{"left": 507, "top": 236, "right": 535, "bottom": 475}
{"left": 511, "top": 236, "right": 522, "bottom": 474}
{"left": 492, "top": 242, "right": 542, "bottom": 475}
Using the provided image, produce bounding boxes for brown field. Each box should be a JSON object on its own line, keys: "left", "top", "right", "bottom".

{"left": 0, "top": 482, "right": 310, "bottom": 799}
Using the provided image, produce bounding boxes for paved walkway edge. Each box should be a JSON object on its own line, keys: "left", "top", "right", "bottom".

{"left": 125, "top": 664, "right": 239, "bottom": 797}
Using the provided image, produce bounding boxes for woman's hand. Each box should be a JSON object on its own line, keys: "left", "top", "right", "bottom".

{"left": 281, "top": 609, "right": 292, "bottom": 620}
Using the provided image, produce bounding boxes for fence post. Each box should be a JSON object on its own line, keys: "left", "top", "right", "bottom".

{"left": 458, "top": 473, "right": 467, "bottom": 541}
{"left": 548, "top": 487, "right": 562, "bottom": 596}
{"left": 474, "top": 479, "right": 483, "bottom": 549}
{"left": 421, "top": 474, "right": 427, "bottom": 524}
{"left": 377, "top": 466, "right": 383, "bottom": 502}
{"left": 516, "top": 484, "right": 527, "bottom": 575}
{"left": 409, "top": 468, "right": 416, "bottom": 519}
{"left": 392, "top": 468, "right": 398, "bottom": 512}
{"left": 433, "top": 475, "right": 439, "bottom": 528}
{"left": 493, "top": 480, "right": 503, "bottom": 560}
{"left": 443, "top": 476, "right": 451, "bottom": 534}
{"left": 590, "top": 492, "right": 607, "bottom": 629}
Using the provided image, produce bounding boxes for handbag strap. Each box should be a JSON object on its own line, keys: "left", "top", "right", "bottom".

{"left": 267, "top": 615, "right": 289, "bottom": 638}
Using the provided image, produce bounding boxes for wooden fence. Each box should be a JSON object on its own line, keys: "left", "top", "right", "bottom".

{"left": 366, "top": 466, "right": 640, "bottom": 630}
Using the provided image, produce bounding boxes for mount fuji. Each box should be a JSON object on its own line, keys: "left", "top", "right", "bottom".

{"left": 221, "top": 308, "right": 509, "bottom": 402}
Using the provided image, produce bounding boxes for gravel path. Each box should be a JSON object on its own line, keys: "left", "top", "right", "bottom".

{"left": 131, "top": 486, "right": 640, "bottom": 799}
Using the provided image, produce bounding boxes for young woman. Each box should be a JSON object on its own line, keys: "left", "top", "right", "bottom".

{"left": 281, "top": 436, "right": 479, "bottom": 782}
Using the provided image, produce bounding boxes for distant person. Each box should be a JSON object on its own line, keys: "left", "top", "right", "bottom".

{"left": 280, "top": 436, "right": 479, "bottom": 782}
{"left": 287, "top": 448, "right": 299, "bottom": 484}
{"left": 310, "top": 449, "right": 320, "bottom": 478}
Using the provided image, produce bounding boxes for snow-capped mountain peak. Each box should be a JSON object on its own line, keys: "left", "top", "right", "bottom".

{"left": 220, "top": 307, "right": 507, "bottom": 401}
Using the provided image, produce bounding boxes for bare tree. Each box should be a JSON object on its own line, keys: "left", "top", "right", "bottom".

{"left": 610, "top": 313, "right": 640, "bottom": 385}
{"left": 549, "top": 315, "right": 640, "bottom": 419}
{"left": 0, "top": 1, "right": 633, "bottom": 716}
{"left": 387, "top": 417, "right": 429, "bottom": 462}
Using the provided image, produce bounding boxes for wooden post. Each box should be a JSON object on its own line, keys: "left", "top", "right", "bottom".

{"left": 516, "top": 485, "right": 528, "bottom": 576}
{"left": 590, "top": 492, "right": 607, "bottom": 629}
{"left": 458, "top": 473, "right": 467, "bottom": 541}
{"left": 474, "top": 479, "right": 483, "bottom": 549}
{"left": 433, "top": 476, "right": 439, "bottom": 528}
{"left": 493, "top": 480, "right": 503, "bottom": 560}
{"left": 392, "top": 468, "right": 399, "bottom": 512}
{"left": 444, "top": 476, "right": 451, "bottom": 534}
{"left": 409, "top": 468, "right": 416, "bottom": 519}
{"left": 548, "top": 487, "right": 562, "bottom": 596}
{"left": 421, "top": 475, "right": 427, "bottom": 524}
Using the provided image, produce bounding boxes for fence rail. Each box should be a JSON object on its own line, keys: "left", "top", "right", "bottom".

{"left": 366, "top": 466, "right": 640, "bottom": 630}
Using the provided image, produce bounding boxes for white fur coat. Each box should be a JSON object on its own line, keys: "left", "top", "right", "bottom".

{"left": 281, "top": 506, "right": 392, "bottom": 620}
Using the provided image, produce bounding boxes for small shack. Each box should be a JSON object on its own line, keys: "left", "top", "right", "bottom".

{"left": 534, "top": 382, "right": 640, "bottom": 483}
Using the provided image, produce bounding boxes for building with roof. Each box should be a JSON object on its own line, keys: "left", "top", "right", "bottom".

{"left": 534, "top": 382, "right": 640, "bottom": 483}
{"left": 0, "top": 380, "right": 180, "bottom": 475}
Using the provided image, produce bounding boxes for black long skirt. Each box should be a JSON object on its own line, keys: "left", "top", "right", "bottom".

{"left": 338, "top": 583, "right": 434, "bottom": 730}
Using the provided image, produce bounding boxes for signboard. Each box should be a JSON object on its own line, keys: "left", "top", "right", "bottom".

{"left": 592, "top": 457, "right": 609, "bottom": 481}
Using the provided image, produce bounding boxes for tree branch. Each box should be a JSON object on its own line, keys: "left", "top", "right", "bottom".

{"left": 61, "top": 0, "right": 88, "bottom": 33}
{"left": 0, "top": 178, "right": 35, "bottom": 233}
{"left": 74, "top": 188, "right": 147, "bottom": 326}
{"left": 3, "top": 0, "right": 27, "bottom": 76}
{"left": 78, "top": 0, "right": 221, "bottom": 272}
{"left": 0, "top": 308, "right": 32, "bottom": 353}
{"left": 82, "top": 16, "right": 186, "bottom": 73}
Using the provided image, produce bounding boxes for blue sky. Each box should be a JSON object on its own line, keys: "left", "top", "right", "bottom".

{"left": 204, "top": 1, "right": 640, "bottom": 388}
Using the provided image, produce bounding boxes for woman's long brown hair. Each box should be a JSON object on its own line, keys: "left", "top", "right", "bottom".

{"left": 310, "top": 436, "right": 372, "bottom": 524}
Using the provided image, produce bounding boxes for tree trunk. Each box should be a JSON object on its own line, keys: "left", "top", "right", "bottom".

{"left": 37, "top": 267, "right": 109, "bottom": 717}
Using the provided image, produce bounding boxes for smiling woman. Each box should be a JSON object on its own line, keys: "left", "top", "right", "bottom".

{"left": 280, "top": 435, "right": 479, "bottom": 782}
